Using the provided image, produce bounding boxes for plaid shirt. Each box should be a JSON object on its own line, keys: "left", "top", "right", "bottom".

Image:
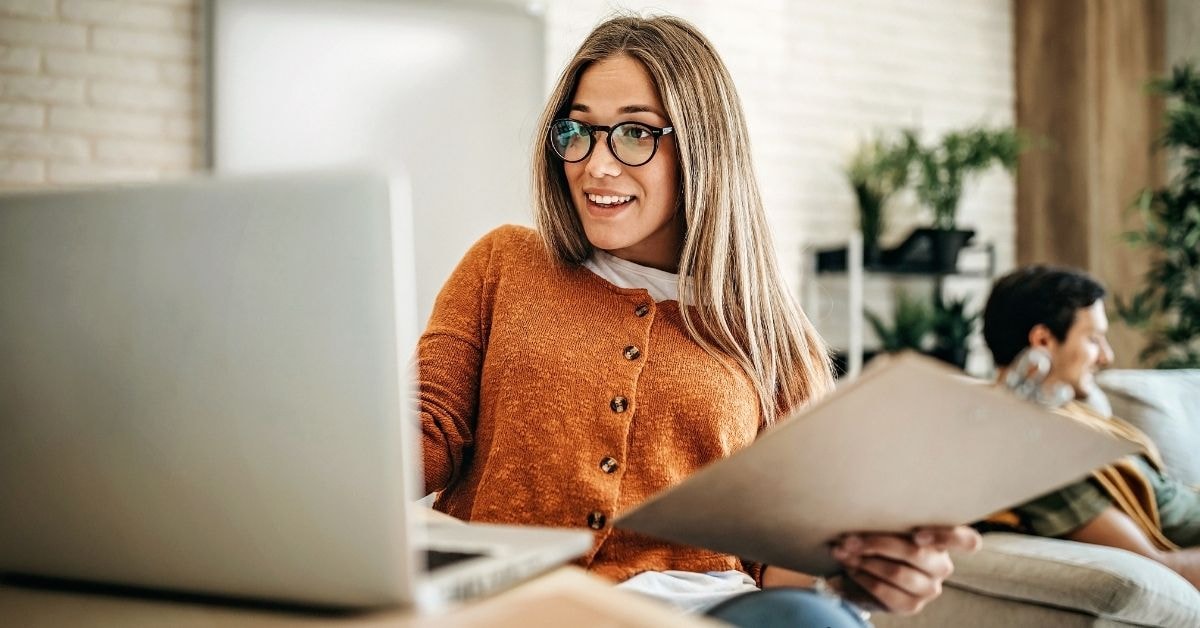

{"left": 1013, "top": 455, "right": 1200, "bottom": 546}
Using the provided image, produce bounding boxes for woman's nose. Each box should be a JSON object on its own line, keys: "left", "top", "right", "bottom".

{"left": 585, "top": 134, "right": 622, "bottom": 178}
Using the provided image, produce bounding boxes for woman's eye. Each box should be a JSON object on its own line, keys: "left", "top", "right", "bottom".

{"left": 624, "top": 125, "right": 652, "bottom": 141}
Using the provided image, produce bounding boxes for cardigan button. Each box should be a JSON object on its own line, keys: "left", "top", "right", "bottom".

{"left": 623, "top": 345, "right": 641, "bottom": 361}
{"left": 610, "top": 396, "right": 628, "bottom": 413}
{"left": 634, "top": 304, "right": 650, "bottom": 317}
{"left": 599, "top": 457, "right": 619, "bottom": 474}
{"left": 587, "top": 510, "right": 607, "bottom": 530}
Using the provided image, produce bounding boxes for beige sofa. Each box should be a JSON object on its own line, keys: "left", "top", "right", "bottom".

{"left": 875, "top": 369, "right": 1200, "bottom": 628}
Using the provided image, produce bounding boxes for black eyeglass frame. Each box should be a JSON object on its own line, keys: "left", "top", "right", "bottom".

{"left": 548, "top": 118, "right": 676, "bottom": 167}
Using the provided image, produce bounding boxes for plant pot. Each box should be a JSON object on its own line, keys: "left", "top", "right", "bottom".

{"left": 929, "top": 228, "right": 974, "bottom": 272}
{"left": 882, "top": 227, "right": 975, "bottom": 273}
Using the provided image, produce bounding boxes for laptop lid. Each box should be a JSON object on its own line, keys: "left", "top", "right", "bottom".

{"left": 0, "top": 171, "right": 424, "bottom": 607}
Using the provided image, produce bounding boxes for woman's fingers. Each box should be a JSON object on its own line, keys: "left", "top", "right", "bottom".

{"left": 847, "top": 555, "right": 942, "bottom": 599}
{"left": 832, "top": 533, "right": 953, "bottom": 580}
{"left": 843, "top": 568, "right": 937, "bottom": 615}
{"left": 911, "top": 525, "right": 983, "bottom": 552}
{"left": 829, "top": 530, "right": 971, "bottom": 614}
{"left": 829, "top": 527, "right": 981, "bottom": 614}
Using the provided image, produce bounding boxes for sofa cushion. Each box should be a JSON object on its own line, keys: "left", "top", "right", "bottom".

{"left": 1097, "top": 369, "right": 1200, "bottom": 486}
{"left": 948, "top": 533, "right": 1200, "bottom": 627}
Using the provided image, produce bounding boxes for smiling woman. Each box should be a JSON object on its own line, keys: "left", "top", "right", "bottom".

{"left": 419, "top": 14, "right": 981, "bottom": 627}
{"left": 531, "top": 16, "right": 832, "bottom": 425}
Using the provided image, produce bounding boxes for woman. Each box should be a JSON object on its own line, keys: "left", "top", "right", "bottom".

{"left": 419, "top": 14, "right": 979, "bottom": 626}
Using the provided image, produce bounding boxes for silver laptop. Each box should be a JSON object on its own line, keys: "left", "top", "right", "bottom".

{"left": 0, "top": 171, "right": 592, "bottom": 610}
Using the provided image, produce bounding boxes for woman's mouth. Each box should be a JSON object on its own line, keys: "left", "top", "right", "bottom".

{"left": 586, "top": 192, "right": 635, "bottom": 212}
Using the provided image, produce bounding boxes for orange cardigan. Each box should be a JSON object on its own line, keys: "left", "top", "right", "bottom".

{"left": 419, "top": 225, "right": 767, "bottom": 583}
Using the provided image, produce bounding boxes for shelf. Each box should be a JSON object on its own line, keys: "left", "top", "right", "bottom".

{"left": 802, "top": 233, "right": 996, "bottom": 381}
{"left": 814, "top": 228, "right": 995, "bottom": 277}
{"left": 815, "top": 242, "right": 995, "bottom": 277}
{"left": 814, "top": 268, "right": 993, "bottom": 279}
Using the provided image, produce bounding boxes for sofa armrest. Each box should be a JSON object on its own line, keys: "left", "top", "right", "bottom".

{"left": 944, "top": 533, "right": 1200, "bottom": 627}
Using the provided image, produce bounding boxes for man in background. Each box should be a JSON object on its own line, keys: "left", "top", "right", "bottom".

{"left": 982, "top": 265, "right": 1200, "bottom": 590}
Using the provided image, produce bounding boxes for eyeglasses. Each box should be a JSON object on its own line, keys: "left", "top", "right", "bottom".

{"left": 548, "top": 118, "right": 674, "bottom": 167}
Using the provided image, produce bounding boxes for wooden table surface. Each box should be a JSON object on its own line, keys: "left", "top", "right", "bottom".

{"left": 0, "top": 566, "right": 725, "bottom": 627}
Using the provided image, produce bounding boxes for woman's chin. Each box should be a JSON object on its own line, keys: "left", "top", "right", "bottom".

{"left": 580, "top": 225, "right": 630, "bottom": 253}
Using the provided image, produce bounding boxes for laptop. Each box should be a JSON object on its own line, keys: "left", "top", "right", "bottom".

{"left": 0, "top": 170, "right": 593, "bottom": 610}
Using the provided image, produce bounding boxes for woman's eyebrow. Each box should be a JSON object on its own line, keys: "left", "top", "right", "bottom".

{"left": 568, "top": 103, "right": 664, "bottom": 116}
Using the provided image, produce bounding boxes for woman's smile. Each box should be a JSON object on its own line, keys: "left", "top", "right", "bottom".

{"left": 583, "top": 189, "right": 637, "bottom": 216}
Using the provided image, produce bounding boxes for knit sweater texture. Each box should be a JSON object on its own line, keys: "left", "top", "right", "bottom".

{"left": 419, "top": 225, "right": 766, "bottom": 583}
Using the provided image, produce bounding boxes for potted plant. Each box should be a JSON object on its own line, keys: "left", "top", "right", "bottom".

{"left": 865, "top": 289, "right": 935, "bottom": 353}
{"left": 930, "top": 293, "right": 979, "bottom": 370}
{"left": 892, "top": 126, "right": 1024, "bottom": 272}
{"left": 846, "top": 134, "right": 918, "bottom": 265}
{"left": 1117, "top": 62, "right": 1200, "bottom": 368}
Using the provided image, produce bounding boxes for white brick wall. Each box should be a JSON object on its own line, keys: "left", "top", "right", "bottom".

{"left": 543, "top": 1, "right": 1016, "bottom": 355}
{"left": 1168, "top": 0, "right": 1200, "bottom": 73}
{"left": 0, "top": 45, "right": 41, "bottom": 72}
{"left": 0, "top": 100, "right": 44, "bottom": 127}
{"left": 2, "top": 1, "right": 57, "bottom": 19}
{"left": 0, "top": 0, "right": 204, "bottom": 187}
{"left": 0, "top": 17, "right": 87, "bottom": 48}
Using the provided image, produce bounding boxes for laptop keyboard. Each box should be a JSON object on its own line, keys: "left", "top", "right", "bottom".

{"left": 424, "top": 549, "right": 486, "bottom": 571}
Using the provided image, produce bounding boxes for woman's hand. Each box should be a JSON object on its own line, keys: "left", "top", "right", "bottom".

{"left": 829, "top": 526, "right": 982, "bottom": 615}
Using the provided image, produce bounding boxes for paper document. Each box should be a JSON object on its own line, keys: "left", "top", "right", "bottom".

{"left": 616, "top": 352, "right": 1139, "bottom": 575}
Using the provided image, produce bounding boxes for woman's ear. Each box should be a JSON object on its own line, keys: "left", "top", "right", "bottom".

{"left": 1027, "top": 324, "right": 1056, "bottom": 350}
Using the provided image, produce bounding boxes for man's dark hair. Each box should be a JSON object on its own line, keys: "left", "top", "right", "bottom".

{"left": 982, "top": 265, "right": 1106, "bottom": 366}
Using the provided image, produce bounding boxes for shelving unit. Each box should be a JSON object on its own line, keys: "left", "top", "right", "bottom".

{"left": 802, "top": 233, "right": 996, "bottom": 380}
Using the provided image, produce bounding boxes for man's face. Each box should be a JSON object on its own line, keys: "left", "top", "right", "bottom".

{"left": 1039, "top": 300, "right": 1115, "bottom": 399}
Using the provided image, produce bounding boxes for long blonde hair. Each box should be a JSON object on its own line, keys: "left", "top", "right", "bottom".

{"left": 532, "top": 14, "right": 833, "bottom": 424}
